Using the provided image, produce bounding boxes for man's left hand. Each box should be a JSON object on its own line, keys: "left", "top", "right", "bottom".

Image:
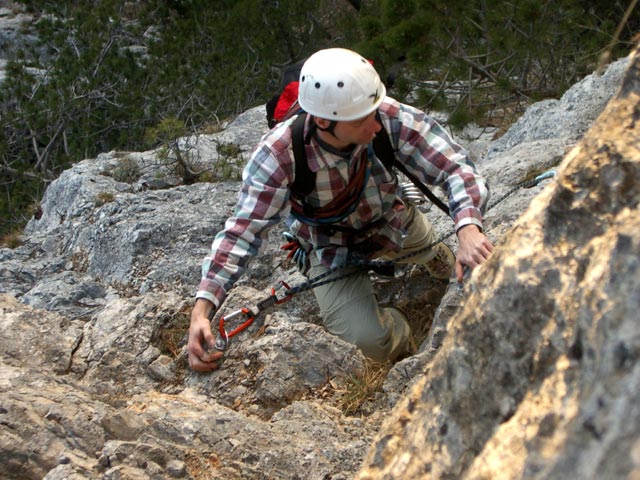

{"left": 455, "top": 225, "right": 494, "bottom": 282}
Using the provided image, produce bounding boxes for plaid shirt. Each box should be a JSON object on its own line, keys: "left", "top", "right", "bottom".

{"left": 197, "top": 97, "right": 489, "bottom": 307}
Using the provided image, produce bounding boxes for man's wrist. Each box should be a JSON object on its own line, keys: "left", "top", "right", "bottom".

{"left": 193, "top": 298, "right": 215, "bottom": 319}
{"left": 456, "top": 224, "right": 481, "bottom": 236}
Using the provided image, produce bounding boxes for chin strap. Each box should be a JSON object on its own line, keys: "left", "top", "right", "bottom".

{"left": 315, "top": 119, "right": 337, "bottom": 137}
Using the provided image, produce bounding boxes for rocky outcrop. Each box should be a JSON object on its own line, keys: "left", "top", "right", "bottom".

{"left": 358, "top": 48, "right": 640, "bottom": 479}
{"left": 0, "top": 1, "right": 39, "bottom": 82}
{"left": 0, "top": 45, "right": 633, "bottom": 479}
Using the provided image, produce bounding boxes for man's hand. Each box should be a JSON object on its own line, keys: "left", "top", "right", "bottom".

{"left": 455, "top": 225, "right": 494, "bottom": 283}
{"left": 188, "top": 299, "right": 224, "bottom": 371}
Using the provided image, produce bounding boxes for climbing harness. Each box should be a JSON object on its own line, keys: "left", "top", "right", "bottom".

{"left": 211, "top": 170, "right": 556, "bottom": 352}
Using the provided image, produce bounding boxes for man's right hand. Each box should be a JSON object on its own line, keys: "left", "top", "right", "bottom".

{"left": 187, "top": 299, "right": 224, "bottom": 371}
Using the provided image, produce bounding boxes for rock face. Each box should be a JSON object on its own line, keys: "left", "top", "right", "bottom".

{"left": 0, "top": 44, "right": 635, "bottom": 479}
{"left": 358, "top": 49, "right": 640, "bottom": 479}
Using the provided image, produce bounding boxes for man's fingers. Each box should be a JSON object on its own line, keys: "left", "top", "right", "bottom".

{"left": 455, "top": 231, "right": 494, "bottom": 283}
{"left": 460, "top": 251, "right": 482, "bottom": 268}
{"left": 187, "top": 331, "right": 223, "bottom": 363}
{"left": 202, "top": 330, "right": 216, "bottom": 348}
{"left": 455, "top": 260, "right": 465, "bottom": 283}
{"left": 465, "top": 241, "right": 493, "bottom": 266}
{"left": 188, "top": 350, "right": 224, "bottom": 372}
{"left": 471, "top": 249, "right": 490, "bottom": 265}
{"left": 189, "top": 357, "right": 220, "bottom": 372}
{"left": 480, "top": 241, "right": 494, "bottom": 257}
{"left": 188, "top": 330, "right": 209, "bottom": 357}
{"left": 201, "top": 349, "right": 224, "bottom": 363}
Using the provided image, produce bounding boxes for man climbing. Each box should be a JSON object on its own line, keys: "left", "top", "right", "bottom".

{"left": 188, "top": 48, "right": 493, "bottom": 371}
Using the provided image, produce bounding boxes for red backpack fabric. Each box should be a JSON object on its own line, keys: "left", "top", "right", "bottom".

{"left": 273, "top": 81, "right": 299, "bottom": 124}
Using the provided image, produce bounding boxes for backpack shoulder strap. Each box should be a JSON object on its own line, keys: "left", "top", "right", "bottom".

{"left": 372, "top": 112, "right": 450, "bottom": 216}
{"left": 290, "top": 113, "right": 315, "bottom": 198}
{"left": 372, "top": 112, "right": 396, "bottom": 171}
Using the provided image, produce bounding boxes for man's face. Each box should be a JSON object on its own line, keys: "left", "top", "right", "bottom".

{"left": 315, "top": 110, "right": 382, "bottom": 149}
{"left": 334, "top": 110, "right": 382, "bottom": 146}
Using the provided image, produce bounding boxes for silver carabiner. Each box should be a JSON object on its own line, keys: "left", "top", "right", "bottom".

{"left": 214, "top": 329, "right": 229, "bottom": 352}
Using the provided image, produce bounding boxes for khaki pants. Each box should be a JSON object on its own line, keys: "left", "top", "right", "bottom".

{"left": 309, "top": 206, "right": 438, "bottom": 362}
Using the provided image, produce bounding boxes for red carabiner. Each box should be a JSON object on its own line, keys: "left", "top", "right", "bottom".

{"left": 218, "top": 307, "right": 255, "bottom": 342}
{"left": 273, "top": 281, "right": 293, "bottom": 305}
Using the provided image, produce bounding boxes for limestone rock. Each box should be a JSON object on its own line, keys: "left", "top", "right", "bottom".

{"left": 357, "top": 48, "right": 640, "bottom": 480}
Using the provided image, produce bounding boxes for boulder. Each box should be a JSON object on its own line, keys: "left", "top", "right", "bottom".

{"left": 357, "top": 48, "right": 640, "bottom": 480}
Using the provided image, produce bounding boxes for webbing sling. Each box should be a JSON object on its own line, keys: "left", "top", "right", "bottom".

{"left": 289, "top": 112, "right": 451, "bottom": 216}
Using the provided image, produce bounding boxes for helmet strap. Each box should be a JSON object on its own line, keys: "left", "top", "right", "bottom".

{"left": 312, "top": 117, "right": 352, "bottom": 151}
{"left": 315, "top": 120, "right": 337, "bottom": 136}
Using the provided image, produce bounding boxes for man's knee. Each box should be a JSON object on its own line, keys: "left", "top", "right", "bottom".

{"left": 349, "top": 321, "right": 394, "bottom": 363}
{"left": 324, "top": 303, "right": 412, "bottom": 363}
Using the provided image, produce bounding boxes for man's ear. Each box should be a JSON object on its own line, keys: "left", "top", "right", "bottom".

{"left": 313, "top": 117, "right": 332, "bottom": 130}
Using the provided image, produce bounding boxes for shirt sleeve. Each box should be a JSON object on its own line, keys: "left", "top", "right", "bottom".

{"left": 196, "top": 133, "right": 294, "bottom": 307}
{"left": 389, "top": 101, "right": 490, "bottom": 231}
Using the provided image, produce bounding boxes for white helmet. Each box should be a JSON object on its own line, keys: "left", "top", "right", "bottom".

{"left": 298, "top": 48, "right": 386, "bottom": 121}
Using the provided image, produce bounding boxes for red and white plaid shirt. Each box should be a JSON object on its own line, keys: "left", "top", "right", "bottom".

{"left": 197, "top": 97, "right": 489, "bottom": 307}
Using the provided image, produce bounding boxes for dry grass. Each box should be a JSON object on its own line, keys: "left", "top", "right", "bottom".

{"left": 1, "top": 230, "right": 23, "bottom": 248}
{"left": 335, "top": 358, "right": 392, "bottom": 416}
{"left": 158, "top": 309, "right": 191, "bottom": 359}
{"left": 95, "top": 191, "right": 115, "bottom": 207}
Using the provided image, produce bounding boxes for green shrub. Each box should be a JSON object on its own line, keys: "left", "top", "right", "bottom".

{"left": 215, "top": 141, "right": 243, "bottom": 181}
{"left": 112, "top": 157, "right": 141, "bottom": 183}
